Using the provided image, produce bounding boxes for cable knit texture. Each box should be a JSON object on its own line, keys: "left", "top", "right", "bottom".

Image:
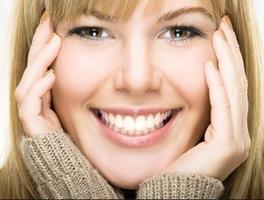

{"left": 19, "top": 129, "right": 123, "bottom": 199}
{"left": 137, "top": 172, "right": 224, "bottom": 199}
{"left": 19, "top": 130, "right": 224, "bottom": 199}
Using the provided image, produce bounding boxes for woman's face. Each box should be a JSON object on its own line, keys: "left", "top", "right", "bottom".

{"left": 53, "top": 0, "right": 216, "bottom": 188}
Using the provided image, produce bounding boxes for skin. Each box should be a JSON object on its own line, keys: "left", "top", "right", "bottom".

{"left": 15, "top": 0, "right": 250, "bottom": 191}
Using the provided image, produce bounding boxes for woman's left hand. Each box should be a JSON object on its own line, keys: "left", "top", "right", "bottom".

{"left": 163, "top": 16, "right": 251, "bottom": 181}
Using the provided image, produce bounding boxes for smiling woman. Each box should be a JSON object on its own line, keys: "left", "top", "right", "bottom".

{"left": 0, "top": 0, "right": 263, "bottom": 199}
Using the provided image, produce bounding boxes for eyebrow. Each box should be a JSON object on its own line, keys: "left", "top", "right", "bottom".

{"left": 89, "top": 6, "right": 213, "bottom": 23}
{"left": 158, "top": 7, "right": 213, "bottom": 23}
{"left": 90, "top": 9, "right": 117, "bottom": 23}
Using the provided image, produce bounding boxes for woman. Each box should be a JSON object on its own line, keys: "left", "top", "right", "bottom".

{"left": 0, "top": 0, "right": 263, "bottom": 199}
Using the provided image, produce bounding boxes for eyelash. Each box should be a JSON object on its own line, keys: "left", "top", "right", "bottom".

{"left": 67, "top": 25, "right": 206, "bottom": 46}
{"left": 159, "top": 25, "right": 206, "bottom": 46}
{"left": 67, "top": 26, "right": 112, "bottom": 42}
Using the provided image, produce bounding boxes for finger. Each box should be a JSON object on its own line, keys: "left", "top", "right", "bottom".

{"left": 204, "top": 60, "right": 233, "bottom": 140}
{"left": 212, "top": 29, "right": 242, "bottom": 135}
{"left": 28, "top": 11, "right": 53, "bottom": 63}
{"left": 213, "top": 30, "right": 237, "bottom": 95}
{"left": 41, "top": 89, "right": 62, "bottom": 131}
{"left": 41, "top": 90, "right": 51, "bottom": 116}
{"left": 19, "top": 70, "right": 55, "bottom": 137}
{"left": 219, "top": 17, "right": 249, "bottom": 132}
{"left": 220, "top": 17, "right": 248, "bottom": 95}
{"left": 16, "top": 34, "right": 61, "bottom": 105}
{"left": 220, "top": 16, "right": 244, "bottom": 72}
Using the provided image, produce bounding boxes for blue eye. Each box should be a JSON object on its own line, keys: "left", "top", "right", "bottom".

{"left": 68, "top": 26, "right": 113, "bottom": 41}
{"left": 160, "top": 25, "right": 206, "bottom": 46}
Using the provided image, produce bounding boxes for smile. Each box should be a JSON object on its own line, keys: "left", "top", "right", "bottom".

{"left": 90, "top": 107, "right": 182, "bottom": 147}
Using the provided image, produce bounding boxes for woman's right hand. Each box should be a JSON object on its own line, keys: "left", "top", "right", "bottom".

{"left": 15, "top": 12, "right": 62, "bottom": 137}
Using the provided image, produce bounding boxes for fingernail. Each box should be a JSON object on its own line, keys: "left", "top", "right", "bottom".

{"left": 208, "top": 60, "right": 216, "bottom": 69}
{"left": 49, "top": 33, "right": 60, "bottom": 43}
{"left": 218, "top": 29, "right": 227, "bottom": 42}
{"left": 40, "top": 11, "right": 48, "bottom": 24}
{"left": 45, "top": 69, "right": 54, "bottom": 76}
{"left": 212, "top": 59, "right": 218, "bottom": 69}
{"left": 223, "top": 15, "right": 233, "bottom": 29}
{"left": 205, "top": 61, "right": 215, "bottom": 76}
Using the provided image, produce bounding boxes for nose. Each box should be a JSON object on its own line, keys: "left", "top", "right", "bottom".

{"left": 114, "top": 36, "right": 162, "bottom": 96}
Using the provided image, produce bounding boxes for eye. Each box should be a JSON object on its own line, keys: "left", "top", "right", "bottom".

{"left": 67, "top": 26, "right": 113, "bottom": 41}
{"left": 159, "top": 25, "right": 206, "bottom": 46}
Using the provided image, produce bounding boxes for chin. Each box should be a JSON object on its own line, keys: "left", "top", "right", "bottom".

{"left": 92, "top": 159, "right": 170, "bottom": 189}
{"left": 101, "top": 169, "right": 152, "bottom": 189}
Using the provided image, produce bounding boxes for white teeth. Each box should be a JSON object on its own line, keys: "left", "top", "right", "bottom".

{"left": 98, "top": 109, "right": 174, "bottom": 136}
{"left": 135, "top": 116, "right": 146, "bottom": 133}
{"left": 123, "top": 116, "right": 134, "bottom": 132}
{"left": 115, "top": 115, "right": 123, "bottom": 129}
{"left": 161, "top": 113, "right": 166, "bottom": 121}
{"left": 109, "top": 113, "right": 115, "bottom": 126}
{"left": 146, "top": 115, "right": 154, "bottom": 129}
{"left": 154, "top": 113, "right": 161, "bottom": 127}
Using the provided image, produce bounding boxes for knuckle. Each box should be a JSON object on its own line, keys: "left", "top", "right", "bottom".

{"left": 219, "top": 101, "right": 231, "bottom": 109}
{"left": 18, "top": 105, "right": 30, "bottom": 121}
{"left": 14, "top": 87, "right": 23, "bottom": 101}
{"left": 224, "top": 141, "right": 249, "bottom": 161}
{"left": 239, "top": 76, "right": 248, "bottom": 92}
{"left": 244, "top": 137, "right": 251, "bottom": 155}
{"left": 236, "top": 141, "right": 251, "bottom": 161}
{"left": 222, "top": 144, "right": 237, "bottom": 158}
{"left": 244, "top": 79, "right": 248, "bottom": 88}
{"left": 235, "top": 43, "right": 240, "bottom": 50}
{"left": 214, "top": 81, "right": 225, "bottom": 90}
{"left": 242, "top": 75, "right": 248, "bottom": 85}
{"left": 18, "top": 108, "right": 26, "bottom": 121}
{"left": 247, "top": 138, "right": 251, "bottom": 150}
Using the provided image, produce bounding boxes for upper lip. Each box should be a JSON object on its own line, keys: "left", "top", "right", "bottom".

{"left": 90, "top": 107, "right": 182, "bottom": 117}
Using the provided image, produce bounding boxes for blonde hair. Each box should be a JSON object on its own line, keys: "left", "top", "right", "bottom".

{"left": 0, "top": 0, "right": 263, "bottom": 198}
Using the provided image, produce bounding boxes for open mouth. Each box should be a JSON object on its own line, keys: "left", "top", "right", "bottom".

{"left": 90, "top": 107, "right": 181, "bottom": 136}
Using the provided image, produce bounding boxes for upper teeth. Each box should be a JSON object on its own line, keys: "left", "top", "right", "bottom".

{"left": 97, "top": 110, "right": 173, "bottom": 135}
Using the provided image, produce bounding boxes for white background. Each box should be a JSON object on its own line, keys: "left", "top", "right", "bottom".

{"left": 0, "top": 0, "right": 264, "bottom": 166}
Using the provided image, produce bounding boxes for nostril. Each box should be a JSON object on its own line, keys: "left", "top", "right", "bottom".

{"left": 113, "top": 62, "right": 161, "bottom": 96}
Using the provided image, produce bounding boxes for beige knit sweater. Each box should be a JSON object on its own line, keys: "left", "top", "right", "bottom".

{"left": 19, "top": 129, "right": 224, "bottom": 199}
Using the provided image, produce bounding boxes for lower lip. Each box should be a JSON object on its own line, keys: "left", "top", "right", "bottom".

{"left": 92, "top": 109, "right": 180, "bottom": 147}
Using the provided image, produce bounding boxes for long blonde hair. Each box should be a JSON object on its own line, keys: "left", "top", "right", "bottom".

{"left": 0, "top": 0, "right": 263, "bottom": 198}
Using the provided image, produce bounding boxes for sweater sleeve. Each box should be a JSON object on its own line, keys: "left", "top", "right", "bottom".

{"left": 137, "top": 172, "right": 224, "bottom": 199}
{"left": 19, "top": 129, "right": 123, "bottom": 199}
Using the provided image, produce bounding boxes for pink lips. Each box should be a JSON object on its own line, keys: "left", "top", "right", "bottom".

{"left": 91, "top": 108, "right": 181, "bottom": 147}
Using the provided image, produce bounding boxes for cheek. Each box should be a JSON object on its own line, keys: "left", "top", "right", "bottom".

{"left": 52, "top": 39, "right": 117, "bottom": 103}
{"left": 155, "top": 41, "right": 215, "bottom": 107}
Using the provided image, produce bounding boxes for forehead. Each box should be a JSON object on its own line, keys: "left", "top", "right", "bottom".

{"left": 48, "top": 0, "right": 221, "bottom": 26}
{"left": 146, "top": 0, "right": 208, "bottom": 13}
{"left": 140, "top": 0, "right": 214, "bottom": 23}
